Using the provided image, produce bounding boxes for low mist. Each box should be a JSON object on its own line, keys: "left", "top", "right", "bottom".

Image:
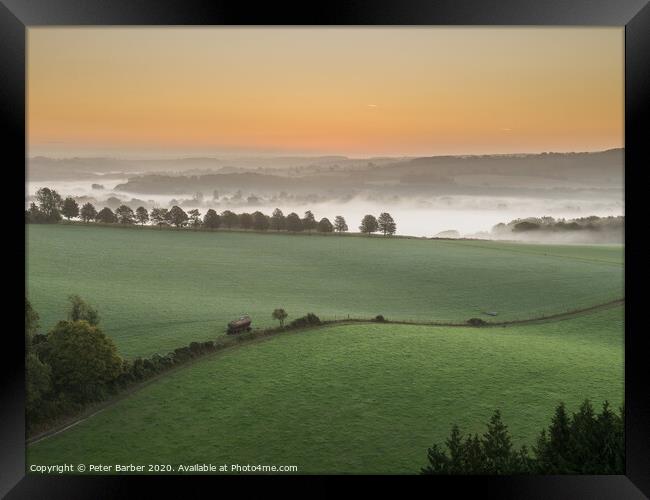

{"left": 26, "top": 150, "right": 624, "bottom": 243}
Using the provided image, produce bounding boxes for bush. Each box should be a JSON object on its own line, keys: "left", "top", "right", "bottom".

{"left": 189, "top": 341, "right": 203, "bottom": 355}
{"left": 173, "top": 346, "right": 192, "bottom": 363}
{"left": 201, "top": 340, "right": 215, "bottom": 352}
{"left": 131, "top": 358, "right": 146, "bottom": 380}
{"left": 31, "top": 333, "right": 48, "bottom": 346}
{"left": 288, "top": 313, "right": 321, "bottom": 328}
{"left": 467, "top": 318, "right": 487, "bottom": 326}
{"left": 374, "top": 315, "right": 386, "bottom": 322}
{"left": 40, "top": 320, "right": 122, "bottom": 403}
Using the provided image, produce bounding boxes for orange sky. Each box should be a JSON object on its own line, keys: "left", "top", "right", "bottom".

{"left": 27, "top": 27, "right": 623, "bottom": 158}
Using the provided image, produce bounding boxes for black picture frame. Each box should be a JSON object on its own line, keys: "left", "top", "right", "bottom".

{"left": 2, "top": 0, "right": 649, "bottom": 497}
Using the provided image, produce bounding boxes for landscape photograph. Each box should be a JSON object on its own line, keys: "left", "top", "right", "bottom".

{"left": 25, "top": 27, "right": 624, "bottom": 475}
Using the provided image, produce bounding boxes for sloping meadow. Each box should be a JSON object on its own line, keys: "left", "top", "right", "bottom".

{"left": 27, "top": 305, "right": 623, "bottom": 474}
{"left": 27, "top": 224, "right": 623, "bottom": 358}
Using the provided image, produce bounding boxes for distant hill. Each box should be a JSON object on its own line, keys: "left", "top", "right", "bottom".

{"left": 107, "top": 149, "right": 623, "bottom": 200}
{"left": 29, "top": 149, "right": 623, "bottom": 203}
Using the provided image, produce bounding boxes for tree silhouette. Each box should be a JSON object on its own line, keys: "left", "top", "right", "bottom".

{"left": 271, "top": 208, "right": 286, "bottom": 231}
{"left": 239, "top": 212, "right": 253, "bottom": 229}
{"left": 252, "top": 211, "right": 270, "bottom": 231}
{"left": 317, "top": 218, "right": 334, "bottom": 233}
{"left": 359, "top": 214, "right": 378, "bottom": 234}
{"left": 272, "top": 308, "right": 288, "bottom": 327}
{"left": 96, "top": 207, "right": 117, "bottom": 223}
{"left": 188, "top": 208, "right": 202, "bottom": 227}
{"left": 377, "top": 212, "right": 396, "bottom": 235}
{"left": 168, "top": 206, "right": 188, "bottom": 227}
{"left": 286, "top": 212, "right": 303, "bottom": 232}
{"left": 422, "top": 400, "right": 624, "bottom": 475}
{"left": 221, "top": 210, "right": 238, "bottom": 229}
{"left": 115, "top": 205, "right": 135, "bottom": 224}
{"left": 35, "top": 187, "right": 63, "bottom": 222}
{"left": 61, "top": 197, "right": 79, "bottom": 220}
{"left": 150, "top": 208, "right": 169, "bottom": 227}
{"left": 334, "top": 215, "right": 348, "bottom": 233}
{"left": 135, "top": 206, "right": 149, "bottom": 226}
{"left": 203, "top": 209, "right": 220, "bottom": 229}
{"left": 302, "top": 210, "right": 316, "bottom": 232}
{"left": 80, "top": 202, "right": 97, "bottom": 223}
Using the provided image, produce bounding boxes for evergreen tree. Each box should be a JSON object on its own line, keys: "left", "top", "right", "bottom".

{"left": 568, "top": 399, "right": 600, "bottom": 473}
{"left": 463, "top": 433, "right": 486, "bottom": 474}
{"left": 535, "top": 402, "right": 572, "bottom": 473}
{"left": 446, "top": 425, "right": 465, "bottom": 473}
{"left": 421, "top": 444, "right": 449, "bottom": 474}
{"left": 594, "top": 401, "right": 623, "bottom": 474}
{"left": 482, "top": 409, "right": 515, "bottom": 473}
{"left": 421, "top": 400, "right": 624, "bottom": 475}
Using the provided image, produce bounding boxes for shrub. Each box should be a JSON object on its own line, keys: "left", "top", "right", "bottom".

{"left": 173, "top": 346, "right": 192, "bottom": 363}
{"left": 131, "top": 358, "right": 146, "bottom": 380}
{"left": 374, "top": 315, "right": 386, "bottom": 322}
{"left": 189, "top": 341, "right": 203, "bottom": 355}
{"left": 467, "top": 318, "right": 487, "bottom": 326}
{"left": 289, "top": 313, "right": 321, "bottom": 329}
{"left": 31, "top": 333, "right": 48, "bottom": 346}
{"left": 142, "top": 358, "right": 155, "bottom": 373}
{"left": 201, "top": 341, "right": 215, "bottom": 352}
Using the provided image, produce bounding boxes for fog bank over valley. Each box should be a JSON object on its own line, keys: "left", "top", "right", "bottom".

{"left": 27, "top": 149, "right": 624, "bottom": 242}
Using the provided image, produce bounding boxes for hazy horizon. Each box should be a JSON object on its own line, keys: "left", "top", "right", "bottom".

{"left": 26, "top": 27, "right": 624, "bottom": 242}
{"left": 28, "top": 146, "right": 623, "bottom": 161}
{"left": 28, "top": 27, "right": 623, "bottom": 158}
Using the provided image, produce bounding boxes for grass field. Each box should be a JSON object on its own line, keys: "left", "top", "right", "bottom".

{"left": 27, "top": 304, "right": 623, "bottom": 474}
{"left": 26, "top": 224, "right": 624, "bottom": 358}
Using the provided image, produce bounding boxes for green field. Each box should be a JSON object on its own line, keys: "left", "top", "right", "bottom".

{"left": 27, "top": 224, "right": 624, "bottom": 358}
{"left": 27, "top": 305, "right": 623, "bottom": 474}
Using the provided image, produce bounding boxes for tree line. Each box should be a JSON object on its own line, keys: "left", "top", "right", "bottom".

{"left": 421, "top": 400, "right": 623, "bottom": 474}
{"left": 492, "top": 215, "right": 624, "bottom": 235}
{"left": 26, "top": 187, "right": 397, "bottom": 235}
{"left": 25, "top": 296, "right": 323, "bottom": 436}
